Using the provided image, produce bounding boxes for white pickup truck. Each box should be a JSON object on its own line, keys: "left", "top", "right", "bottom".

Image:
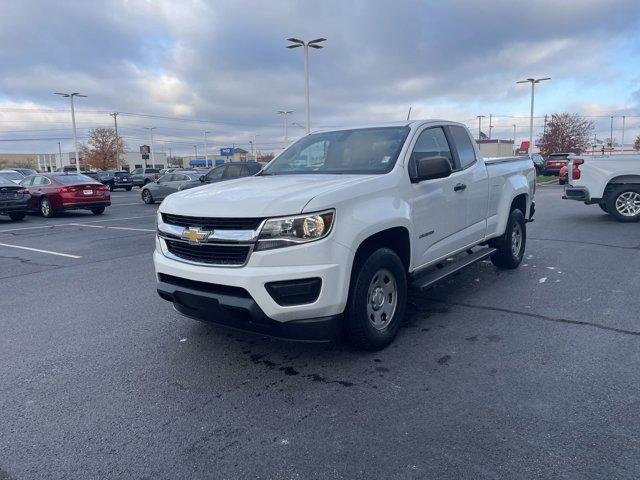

{"left": 154, "top": 120, "right": 535, "bottom": 350}
{"left": 563, "top": 154, "right": 640, "bottom": 222}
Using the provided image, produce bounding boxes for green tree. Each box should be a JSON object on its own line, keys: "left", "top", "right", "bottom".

{"left": 538, "top": 113, "right": 593, "bottom": 157}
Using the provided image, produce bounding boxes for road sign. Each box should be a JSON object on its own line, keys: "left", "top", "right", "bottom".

{"left": 139, "top": 145, "right": 150, "bottom": 154}
{"left": 220, "top": 147, "right": 234, "bottom": 156}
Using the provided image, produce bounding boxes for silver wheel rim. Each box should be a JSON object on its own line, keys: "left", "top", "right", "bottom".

{"left": 41, "top": 200, "right": 50, "bottom": 215}
{"left": 366, "top": 268, "right": 398, "bottom": 330}
{"left": 511, "top": 221, "right": 522, "bottom": 257}
{"left": 143, "top": 190, "right": 150, "bottom": 202}
{"left": 615, "top": 191, "right": 640, "bottom": 217}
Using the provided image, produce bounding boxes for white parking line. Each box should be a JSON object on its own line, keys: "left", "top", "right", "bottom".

{"left": 0, "top": 215, "right": 155, "bottom": 233}
{"left": 0, "top": 242, "right": 82, "bottom": 258}
{"left": 111, "top": 203, "right": 149, "bottom": 206}
{"left": 68, "top": 223, "right": 155, "bottom": 232}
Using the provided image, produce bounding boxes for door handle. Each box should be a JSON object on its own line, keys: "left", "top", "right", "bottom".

{"left": 454, "top": 183, "right": 467, "bottom": 192}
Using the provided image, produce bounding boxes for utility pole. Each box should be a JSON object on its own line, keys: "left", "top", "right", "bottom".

{"left": 203, "top": 130, "right": 211, "bottom": 168}
{"left": 516, "top": 77, "right": 550, "bottom": 154}
{"left": 488, "top": 114, "right": 493, "bottom": 139}
{"left": 621, "top": 116, "right": 626, "bottom": 153}
{"left": 512, "top": 124, "right": 517, "bottom": 153}
{"left": 277, "top": 110, "right": 293, "bottom": 148}
{"left": 286, "top": 37, "right": 326, "bottom": 133}
{"left": 110, "top": 112, "right": 120, "bottom": 170}
{"left": 610, "top": 116, "right": 614, "bottom": 152}
{"left": 476, "top": 115, "right": 485, "bottom": 140}
{"left": 54, "top": 92, "right": 86, "bottom": 173}
{"left": 58, "top": 142, "right": 63, "bottom": 170}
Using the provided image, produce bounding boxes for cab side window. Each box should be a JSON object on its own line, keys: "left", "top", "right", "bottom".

{"left": 223, "top": 164, "right": 243, "bottom": 179}
{"left": 409, "top": 127, "right": 453, "bottom": 178}
{"left": 448, "top": 125, "right": 477, "bottom": 169}
{"left": 205, "top": 166, "right": 224, "bottom": 182}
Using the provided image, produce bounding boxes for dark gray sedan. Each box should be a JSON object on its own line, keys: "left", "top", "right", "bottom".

{"left": 0, "top": 176, "right": 30, "bottom": 221}
{"left": 141, "top": 171, "right": 201, "bottom": 204}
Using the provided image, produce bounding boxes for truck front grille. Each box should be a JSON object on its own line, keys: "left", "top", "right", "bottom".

{"left": 164, "top": 239, "right": 251, "bottom": 266}
{"left": 161, "top": 213, "right": 264, "bottom": 231}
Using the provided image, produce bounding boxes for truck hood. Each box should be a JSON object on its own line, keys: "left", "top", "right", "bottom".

{"left": 160, "top": 174, "right": 378, "bottom": 217}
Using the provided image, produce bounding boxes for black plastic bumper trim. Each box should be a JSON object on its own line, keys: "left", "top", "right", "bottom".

{"left": 265, "top": 277, "right": 322, "bottom": 306}
{"left": 157, "top": 278, "right": 342, "bottom": 342}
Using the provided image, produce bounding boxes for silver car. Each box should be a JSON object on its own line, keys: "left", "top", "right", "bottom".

{"left": 141, "top": 171, "right": 201, "bottom": 204}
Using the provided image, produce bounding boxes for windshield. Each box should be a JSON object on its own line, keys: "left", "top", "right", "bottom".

{"left": 54, "top": 174, "right": 98, "bottom": 184}
{"left": 262, "top": 126, "right": 410, "bottom": 175}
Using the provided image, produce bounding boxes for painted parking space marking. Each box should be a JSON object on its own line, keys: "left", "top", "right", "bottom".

{"left": 0, "top": 242, "right": 82, "bottom": 258}
{"left": 0, "top": 214, "right": 155, "bottom": 233}
{"left": 68, "top": 223, "right": 155, "bottom": 233}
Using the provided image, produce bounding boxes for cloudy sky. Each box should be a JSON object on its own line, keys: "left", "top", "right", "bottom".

{"left": 1, "top": 0, "right": 639, "bottom": 155}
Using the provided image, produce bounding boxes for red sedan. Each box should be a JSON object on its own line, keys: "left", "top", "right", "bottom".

{"left": 19, "top": 172, "right": 111, "bottom": 218}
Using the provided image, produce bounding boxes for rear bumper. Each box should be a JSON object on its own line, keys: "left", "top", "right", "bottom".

{"left": 563, "top": 187, "right": 590, "bottom": 202}
{"left": 113, "top": 182, "right": 133, "bottom": 188}
{"left": 156, "top": 274, "right": 342, "bottom": 341}
{"left": 60, "top": 201, "right": 111, "bottom": 210}
{"left": 0, "top": 200, "right": 29, "bottom": 213}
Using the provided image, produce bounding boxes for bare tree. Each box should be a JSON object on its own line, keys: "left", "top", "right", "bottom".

{"left": 538, "top": 113, "right": 593, "bottom": 157}
{"left": 634, "top": 134, "right": 640, "bottom": 151}
{"left": 80, "top": 128, "right": 126, "bottom": 170}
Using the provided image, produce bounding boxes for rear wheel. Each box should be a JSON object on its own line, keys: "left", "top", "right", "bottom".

{"left": 490, "top": 209, "right": 526, "bottom": 269}
{"left": 91, "top": 207, "right": 105, "bottom": 215}
{"left": 40, "top": 197, "right": 55, "bottom": 218}
{"left": 108, "top": 183, "right": 114, "bottom": 192}
{"left": 605, "top": 184, "right": 640, "bottom": 222}
{"left": 125, "top": 186, "right": 132, "bottom": 191}
{"left": 142, "top": 189, "right": 154, "bottom": 204}
{"left": 345, "top": 248, "right": 407, "bottom": 351}
{"left": 598, "top": 203, "right": 609, "bottom": 213}
{"left": 143, "top": 178, "right": 151, "bottom": 185}
{"left": 8, "top": 212, "right": 25, "bottom": 221}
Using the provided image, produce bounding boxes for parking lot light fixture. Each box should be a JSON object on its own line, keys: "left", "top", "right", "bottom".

{"left": 516, "top": 77, "right": 550, "bottom": 154}
{"left": 476, "top": 115, "right": 485, "bottom": 140}
{"left": 286, "top": 37, "right": 326, "bottom": 134}
{"left": 144, "top": 127, "right": 157, "bottom": 167}
{"left": 54, "top": 92, "right": 86, "bottom": 173}
{"left": 277, "top": 110, "right": 293, "bottom": 149}
{"left": 203, "top": 131, "right": 211, "bottom": 167}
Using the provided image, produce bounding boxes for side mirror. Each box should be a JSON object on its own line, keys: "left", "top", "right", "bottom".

{"left": 414, "top": 156, "right": 452, "bottom": 182}
{"left": 199, "top": 175, "right": 205, "bottom": 182}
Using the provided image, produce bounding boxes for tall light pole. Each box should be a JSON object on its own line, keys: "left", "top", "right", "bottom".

{"left": 145, "top": 127, "right": 156, "bottom": 167}
{"left": 488, "top": 114, "right": 493, "bottom": 139}
{"left": 203, "top": 130, "right": 211, "bottom": 167}
{"left": 476, "top": 115, "right": 485, "bottom": 140}
{"left": 512, "top": 124, "right": 517, "bottom": 152}
{"left": 58, "top": 141, "right": 63, "bottom": 170}
{"left": 277, "top": 110, "right": 293, "bottom": 148}
{"left": 286, "top": 37, "right": 326, "bottom": 133}
{"left": 516, "top": 77, "right": 550, "bottom": 154}
{"left": 110, "top": 112, "right": 120, "bottom": 170}
{"left": 610, "top": 116, "right": 614, "bottom": 152}
{"left": 193, "top": 145, "right": 198, "bottom": 164}
{"left": 621, "top": 116, "right": 626, "bottom": 153}
{"left": 54, "top": 92, "right": 86, "bottom": 173}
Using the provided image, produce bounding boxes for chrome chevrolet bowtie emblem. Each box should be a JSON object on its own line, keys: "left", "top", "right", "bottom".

{"left": 181, "top": 227, "right": 211, "bottom": 244}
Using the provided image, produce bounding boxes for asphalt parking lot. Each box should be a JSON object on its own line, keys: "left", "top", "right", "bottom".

{"left": 1, "top": 185, "right": 639, "bottom": 480}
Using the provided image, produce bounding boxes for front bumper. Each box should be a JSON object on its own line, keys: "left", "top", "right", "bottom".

{"left": 154, "top": 236, "right": 353, "bottom": 328}
{"left": 157, "top": 273, "right": 342, "bottom": 341}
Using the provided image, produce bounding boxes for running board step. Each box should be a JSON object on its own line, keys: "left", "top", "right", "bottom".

{"left": 411, "top": 247, "right": 497, "bottom": 291}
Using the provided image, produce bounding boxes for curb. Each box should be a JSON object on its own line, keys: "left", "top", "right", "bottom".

{"left": 536, "top": 179, "right": 560, "bottom": 186}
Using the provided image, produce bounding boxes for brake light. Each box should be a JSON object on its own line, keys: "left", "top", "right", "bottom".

{"left": 57, "top": 187, "right": 70, "bottom": 193}
{"left": 572, "top": 159, "right": 584, "bottom": 180}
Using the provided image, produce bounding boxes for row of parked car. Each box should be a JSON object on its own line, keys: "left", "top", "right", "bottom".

{"left": 0, "top": 171, "right": 111, "bottom": 221}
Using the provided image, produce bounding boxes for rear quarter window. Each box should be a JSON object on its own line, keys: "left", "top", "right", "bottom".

{"left": 448, "top": 125, "right": 477, "bottom": 169}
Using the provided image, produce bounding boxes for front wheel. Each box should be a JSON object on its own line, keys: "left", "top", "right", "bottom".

{"left": 598, "top": 203, "right": 609, "bottom": 214}
{"left": 605, "top": 185, "right": 640, "bottom": 222}
{"left": 345, "top": 248, "right": 407, "bottom": 351}
{"left": 142, "top": 189, "right": 154, "bottom": 204}
{"left": 490, "top": 209, "right": 526, "bottom": 269}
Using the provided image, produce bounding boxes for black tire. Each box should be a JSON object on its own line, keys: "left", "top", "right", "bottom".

{"left": 142, "top": 189, "right": 155, "bottom": 204}
{"left": 8, "top": 212, "right": 25, "bottom": 221}
{"left": 91, "top": 207, "right": 105, "bottom": 215}
{"left": 143, "top": 178, "right": 151, "bottom": 185}
{"left": 598, "top": 203, "right": 609, "bottom": 213}
{"left": 108, "top": 183, "right": 114, "bottom": 192}
{"left": 345, "top": 248, "right": 407, "bottom": 351}
{"left": 125, "top": 186, "right": 132, "bottom": 191}
{"left": 40, "top": 197, "right": 55, "bottom": 218}
{"left": 604, "top": 184, "right": 640, "bottom": 222}
{"left": 490, "top": 209, "right": 526, "bottom": 269}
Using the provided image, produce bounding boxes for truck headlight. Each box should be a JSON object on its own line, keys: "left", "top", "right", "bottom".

{"left": 255, "top": 210, "right": 334, "bottom": 251}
